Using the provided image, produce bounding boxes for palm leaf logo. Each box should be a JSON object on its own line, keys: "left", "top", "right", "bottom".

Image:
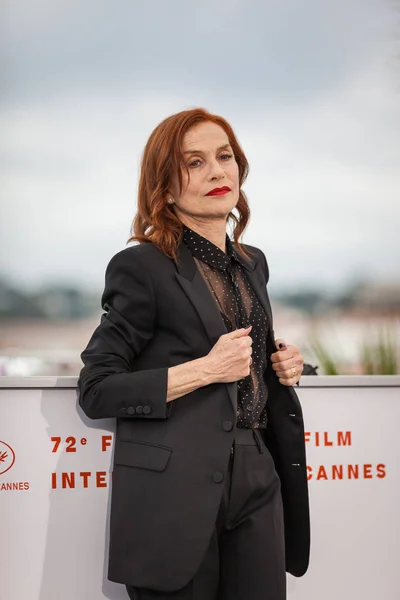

{"left": 0, "top": 441, "right": 16, "bottom": 475}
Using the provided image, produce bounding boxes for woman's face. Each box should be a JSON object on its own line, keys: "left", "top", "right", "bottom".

{"left": 168, "top": 121, "right": 240, "bottom": 223}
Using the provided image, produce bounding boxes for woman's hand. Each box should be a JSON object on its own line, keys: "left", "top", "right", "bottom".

{"left": 167, "top": 326, "right": 253, "bottom": 402}
{"left": 270, "top": 339, "right": 304, "bottom": 386}
{"left": 205, "top": 326, "right": 253, "bottom": 384}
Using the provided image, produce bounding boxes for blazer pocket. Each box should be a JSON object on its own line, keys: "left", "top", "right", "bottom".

{"left": 114, "top": 439, "right": 172, "bottom": 472}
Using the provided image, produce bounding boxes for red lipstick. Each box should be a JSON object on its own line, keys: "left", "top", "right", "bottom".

{"left": 205, "top": 186, "right": 231, "bottom": 196}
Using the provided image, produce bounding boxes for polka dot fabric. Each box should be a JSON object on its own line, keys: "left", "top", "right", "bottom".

{"left": 182, "top": 225, "right": 269, "bottom": 429}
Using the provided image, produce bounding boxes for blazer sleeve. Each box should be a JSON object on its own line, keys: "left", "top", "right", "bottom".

{"left": 77, "top": 247, "right": 170, "bottom": 420}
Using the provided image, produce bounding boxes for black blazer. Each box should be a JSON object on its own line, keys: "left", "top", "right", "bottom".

{"left": 78, "top": 240, "right": 310, "bottom": 592}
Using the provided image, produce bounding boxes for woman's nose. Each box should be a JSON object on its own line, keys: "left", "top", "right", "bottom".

{"left": 208, "top": 161, "right": 225, "bottom": 180}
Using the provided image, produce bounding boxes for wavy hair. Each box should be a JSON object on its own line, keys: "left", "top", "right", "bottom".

{"left": 129, "top": 108, "right": 251, "bottom": 260}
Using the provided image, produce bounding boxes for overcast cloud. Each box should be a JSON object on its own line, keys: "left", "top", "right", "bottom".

{"left": 1, "top": 0, "right": 399, "bottom": 293}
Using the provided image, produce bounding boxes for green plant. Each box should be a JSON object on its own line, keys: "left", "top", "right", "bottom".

{"left": 307, "top": 328, "right": 399, "bottom": 375}
{"left": 308, "top": 338, "right": 341, "bottom": 375}
{"left": 360, "top": 330, "right": 398, "bottom": 374}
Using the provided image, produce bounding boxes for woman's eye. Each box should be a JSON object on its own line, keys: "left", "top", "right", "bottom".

{"left": 188, "top": 153, "right": 232, "bottom": 168}
{"left": 188, "top": 159, "right": 201, "bottom": 168}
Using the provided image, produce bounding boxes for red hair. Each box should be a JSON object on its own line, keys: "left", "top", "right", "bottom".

{"left": 129, "top": 108, "right": 251, "bottom": 260}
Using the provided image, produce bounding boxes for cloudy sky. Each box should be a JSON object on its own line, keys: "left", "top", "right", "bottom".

{"left": 1, "top": 0, "right": 399, "bottom": 294}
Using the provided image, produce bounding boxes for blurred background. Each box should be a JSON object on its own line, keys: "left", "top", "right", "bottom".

{"left": 1, "top": 0, "right": 399, "bottom": 377}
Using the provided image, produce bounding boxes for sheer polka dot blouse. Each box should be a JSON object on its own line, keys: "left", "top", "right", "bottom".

{"left": 182, "top": 225, "right": 269, "bottom": 429}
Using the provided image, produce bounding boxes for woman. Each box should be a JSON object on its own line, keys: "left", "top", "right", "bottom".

{"left": 78, "top": 108, "right": 310, "bottom": 600}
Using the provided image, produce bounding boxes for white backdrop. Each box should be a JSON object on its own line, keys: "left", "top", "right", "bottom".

{"left": 0, "top": 376, "right": 399, "bottom": 600}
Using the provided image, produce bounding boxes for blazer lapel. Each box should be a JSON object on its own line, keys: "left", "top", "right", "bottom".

{"left": 175, "top": 242, "right": 228, "bottom": 345}
{"left": 174, "top": 242, "right": 239, "bottom": 412}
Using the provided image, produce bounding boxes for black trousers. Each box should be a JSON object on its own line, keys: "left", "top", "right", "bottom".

{"left": 126, "top": 427, "right": 286, "bottom": 600}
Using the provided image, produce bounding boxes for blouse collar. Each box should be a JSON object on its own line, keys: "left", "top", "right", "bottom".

{"left": 182, "top": 224, "right": 247, "bottom": 272}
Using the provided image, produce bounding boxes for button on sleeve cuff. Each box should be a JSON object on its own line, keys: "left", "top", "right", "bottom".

{"left": 82, "top": 367, "right": 170, "bottom": 420}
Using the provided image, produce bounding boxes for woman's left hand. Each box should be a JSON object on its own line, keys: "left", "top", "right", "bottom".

{"left": 270, "top": 339, "right": 304, "bottom": 386}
